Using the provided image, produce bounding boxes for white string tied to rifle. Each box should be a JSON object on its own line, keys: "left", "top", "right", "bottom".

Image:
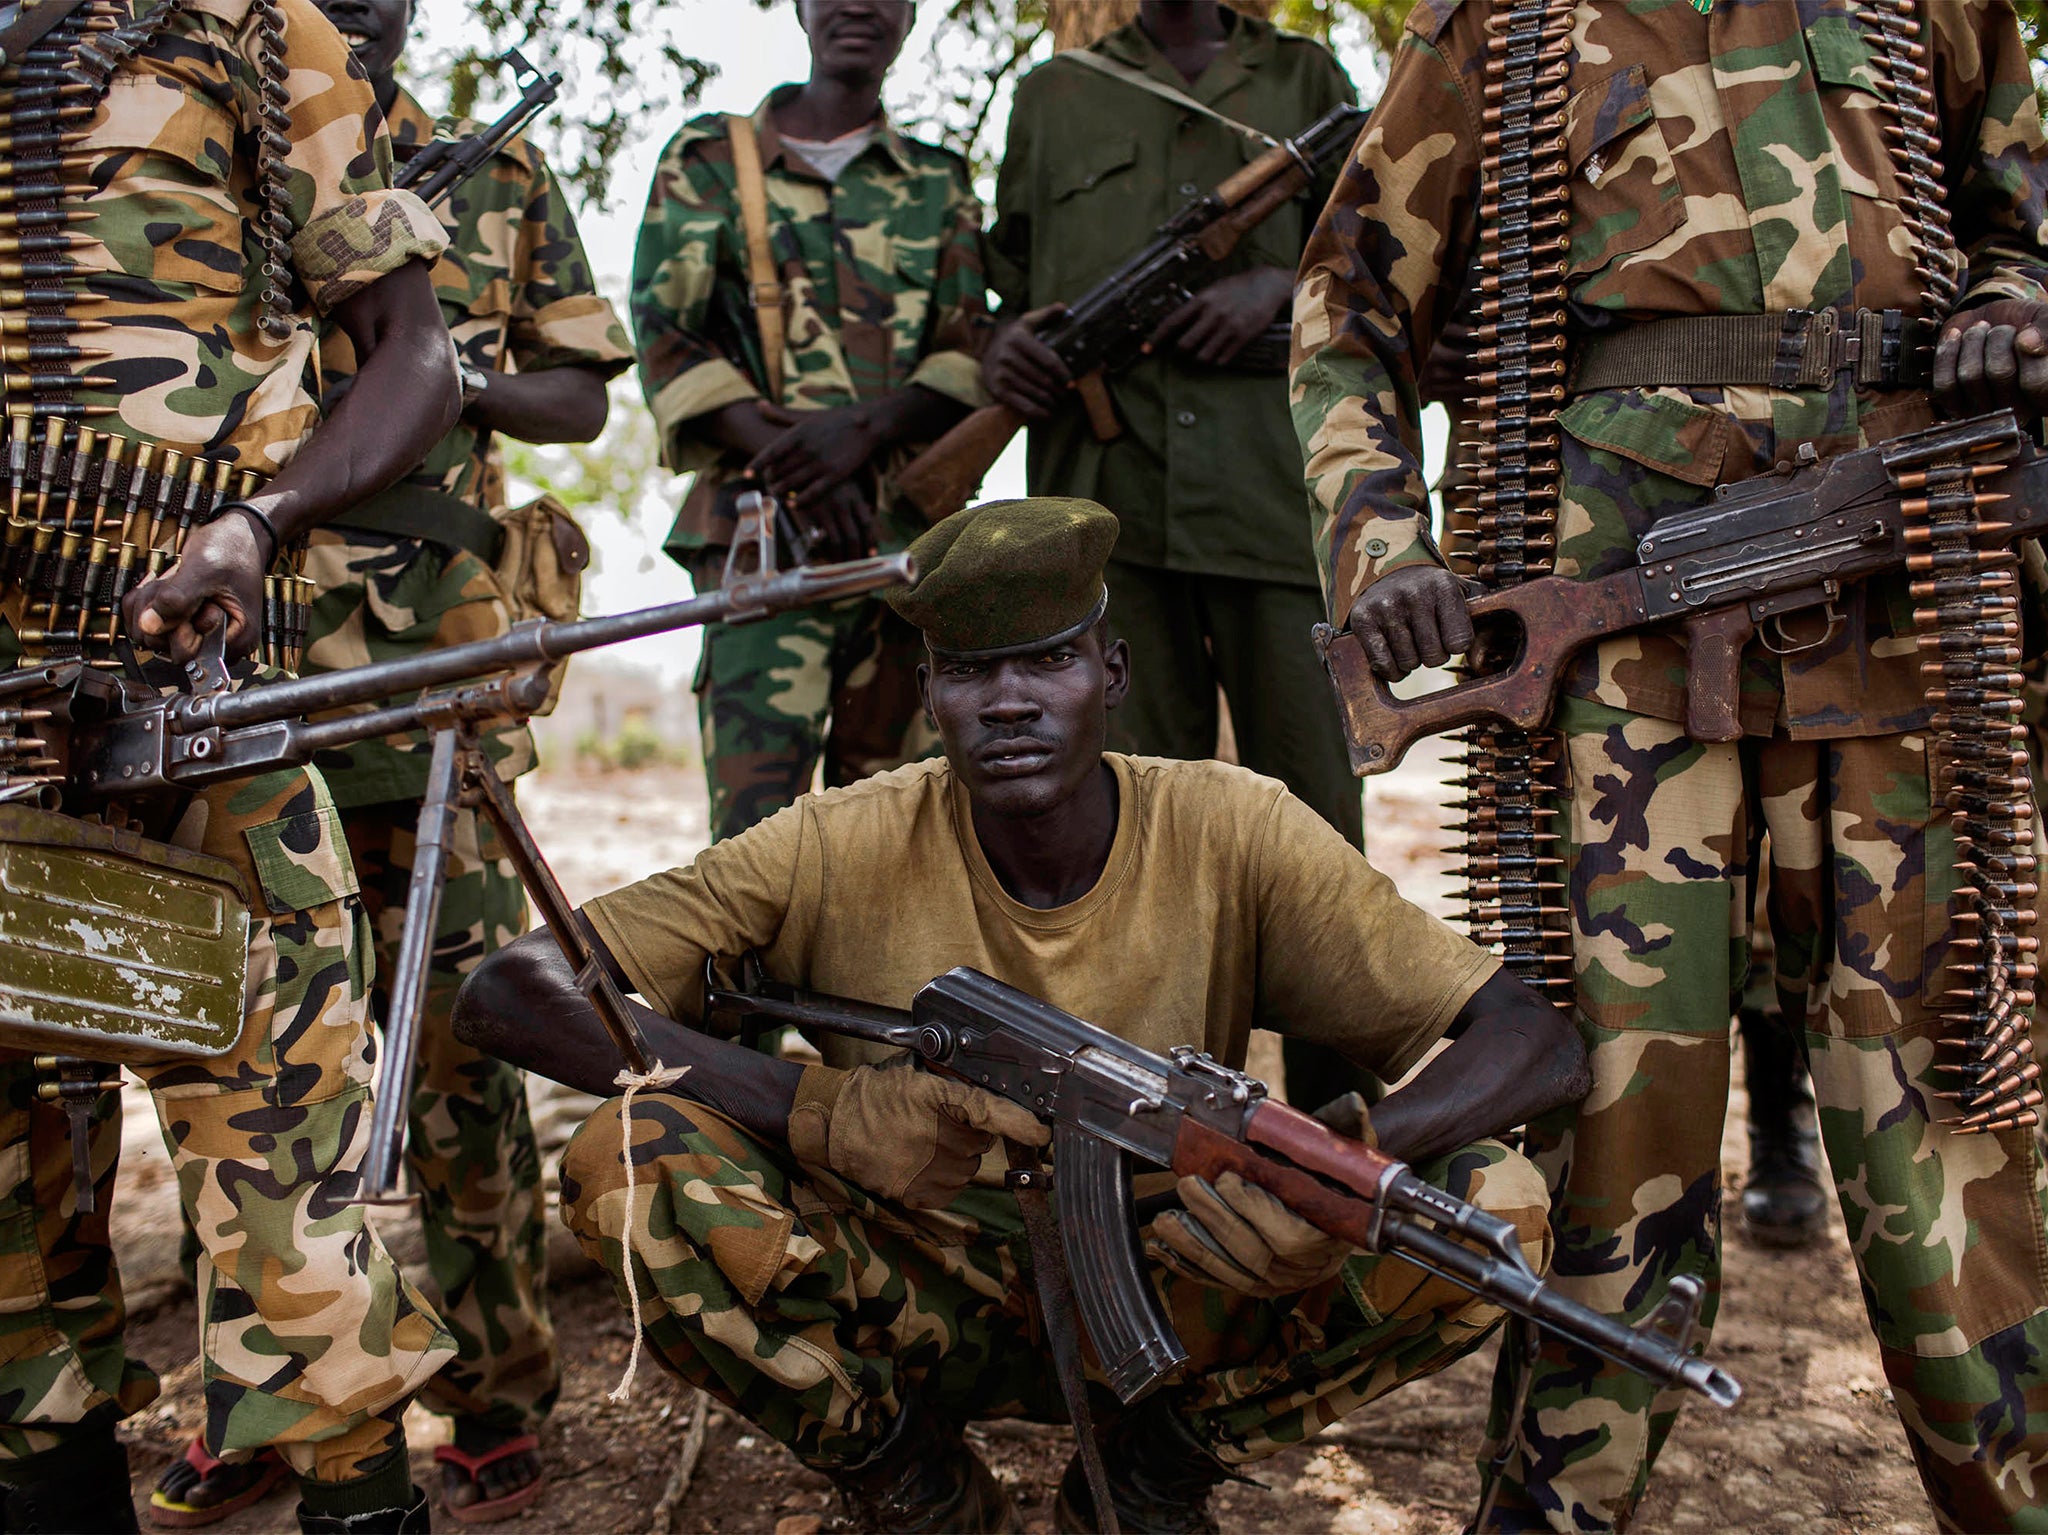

{"left": 607, "top": 1060, "right": 689, "bottom": 1404}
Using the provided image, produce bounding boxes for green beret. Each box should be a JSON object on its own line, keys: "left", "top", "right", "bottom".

{"left": 888, "top": 498, "right": 1119, "bottom": 658}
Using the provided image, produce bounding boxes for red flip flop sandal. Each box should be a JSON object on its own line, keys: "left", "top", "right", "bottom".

{"left": 434, "top": 1433, "right": 547, "bottom": 1526}
{"left": 147, "top": 1440, "right": 291, "bottom": 1529}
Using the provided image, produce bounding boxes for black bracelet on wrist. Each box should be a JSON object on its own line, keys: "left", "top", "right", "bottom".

{"left": 210, "top": 499, "right": 281, "bottom": 568}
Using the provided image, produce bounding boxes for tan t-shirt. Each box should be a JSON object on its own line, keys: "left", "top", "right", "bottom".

{"left": 584, "top": 754, "right": 1498, "bottom": 1079}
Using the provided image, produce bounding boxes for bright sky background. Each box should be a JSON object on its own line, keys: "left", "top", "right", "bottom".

{"left": 403, "top": 1, "right": 1443, "bottom": 681}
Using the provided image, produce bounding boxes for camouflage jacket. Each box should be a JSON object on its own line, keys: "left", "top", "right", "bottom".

{"left": 72, "top": 0, "right": 445, "bottom": 477}
{"left": 630, "top": 86, "right": 991, "bottom": 557}
{"left": 305, "top": 88, "right": 629, "bottom": 809}
{"left": 319, "top": 87, "right": 632, "bottom": 509}
{"left": 1293, "top": 0, "right": 2048, "bottom": 737}
{"left": 990, "top": 12, "right": 1355, "bottom": 587}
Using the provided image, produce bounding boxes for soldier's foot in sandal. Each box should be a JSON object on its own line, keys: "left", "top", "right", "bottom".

{"left": 148, "top": 1441, "right": 291, "bottom": 1528}
{"left": 434, "top": 1421, "right": 546, "bottom": 1525}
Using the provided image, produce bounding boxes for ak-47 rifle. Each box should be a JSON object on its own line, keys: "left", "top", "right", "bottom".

{"left": 394, "top": 47, "right": 562, "bottom": 210}
{"left": 16, "top": 496, "right": 908, "bottom": 1196}
{"left": 705, "top": 963, "right": 1744, "bottom": 1416}
{"left": 1316, "top": 410, "right": 2048, "bottom": 773}
{"left": 895, "top": 101, "right": 1367, "bottom": 522}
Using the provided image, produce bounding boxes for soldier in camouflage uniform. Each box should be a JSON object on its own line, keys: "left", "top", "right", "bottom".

{"left": 1293, "top": 1, "right": 2048, "bottom": 1529}
{"left": 630, "top": 0, "right": 990, "bottom": 842}
{"left": 282, "top": 1, "right": 631, "bottom": 1521}
{"left": 0, "top": 2, "right": 465, "bottom": 1531}
{"left": 453, "top": 497, "right": 1588, "bottom": 1534}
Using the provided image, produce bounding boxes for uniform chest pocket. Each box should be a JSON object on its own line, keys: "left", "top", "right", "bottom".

{"left": 73, "top": 73, "right": 247, "bottom": 294}
{"left": 1051, "top": 131, "right": 1140, "bottom": 203}
{"left": 1562, "top": 64, "right": 1687, "bottom": 294}
{"left": 1806, "top": 23, "right": 1900, "bottom": 211}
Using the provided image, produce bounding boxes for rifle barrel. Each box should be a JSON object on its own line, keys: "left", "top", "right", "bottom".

{"left": 180, "top": 552, "right": 914, "bottom": 735}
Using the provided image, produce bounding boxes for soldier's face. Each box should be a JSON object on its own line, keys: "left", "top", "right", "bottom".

{"left": 313, "top": 0, "right": 411, "bottom": 81}
{"left": 797, "top": 0, "right": 914, "bottom": 85}
{"left": 921, "top": 625, "right": 1130, "bottom": 822}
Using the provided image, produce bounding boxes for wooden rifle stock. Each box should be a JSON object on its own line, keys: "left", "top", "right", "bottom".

{"left": 1315, "top": 571, "right": 1648, "bottom": 775}
{"left": 897, "top": 402, "right": 1025, "bottom": 524}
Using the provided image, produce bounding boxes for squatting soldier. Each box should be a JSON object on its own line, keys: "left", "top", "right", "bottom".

{"left": 630, "top": 0, "right": 989, "bottom": 842}
{"left": 452, "top": 498, "right": 1589, "bottom": 1534}
{"left": 290, "top": 0, "right": 630, "bottom": 1522}
{"left": 1293, "top": 0, "right": 2048, "bottom": 1528}
{"left": 0, "top": 1, "right": 463, "bottom": 1531}
{"left": 982, "top": 0, "right": 1364, "bottom": 1105}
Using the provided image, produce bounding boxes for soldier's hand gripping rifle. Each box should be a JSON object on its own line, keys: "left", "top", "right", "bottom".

{"left": 705, "top": 963, "right": 1744, "bottom": 1416}
{"left": 1317, "top": 410, "right": 2048, "bottom": 773}
{"left": 895, "top": 101, "right": 1367, "bottom": 522}
{"left": 394, "top": 47, "right": 561, "bottom": 210}
{"left": 39, "top": 495, "right": 909, "bottom": 1196}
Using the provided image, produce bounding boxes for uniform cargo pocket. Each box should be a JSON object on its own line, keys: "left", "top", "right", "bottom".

{"left": 241, "top": 807, "right": 359, "bottom": 915}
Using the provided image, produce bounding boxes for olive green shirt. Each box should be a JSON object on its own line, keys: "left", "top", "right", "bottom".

{"left": 989, "top": 14, "right": 1355, "bottom": 587}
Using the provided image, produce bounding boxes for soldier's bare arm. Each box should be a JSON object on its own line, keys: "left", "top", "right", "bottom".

{"left": 456, "top": 922, "right": 804, "bottom": 1128}
{"left": 465, "top": 362, "right": 612, "bottom": 444}
{"left": 1370, "top": 971, "right": 1588, "bottom": 1163}
{"left": 127, "top": 261, "right": 458, "bottom": 659}
{"left": 455, "top": 922, "right": 1046, "bottom": 1208}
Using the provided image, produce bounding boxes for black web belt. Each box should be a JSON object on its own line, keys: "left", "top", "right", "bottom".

{"left": 1570, "top": 307, "right": 1937, "bottom": 393}
{"left": 330, "top": 482, "right": 505, "bottom": 565}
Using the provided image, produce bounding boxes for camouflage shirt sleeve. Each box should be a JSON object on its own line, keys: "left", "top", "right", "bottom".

{"left": 1290, "top": 7, "right": 1480, "bottom": 622}
{"left": 505, "top": 142, "right": 634, "bottom": 379}
{"left": 902, "top": 157, "right": 993, "bottom": 409}
{"left": 263, "top": 0, "right": 444, "bottom": 313}
{"left": 1938, "top": 0, "right": 2048, "bottom": 311}
{"left": 631, "top": 124, "right": 759, "bottom": 474}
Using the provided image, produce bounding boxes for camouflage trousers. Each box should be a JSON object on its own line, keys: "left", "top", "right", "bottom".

{"left": 558, "top": 1092, "right": 1550, "bottom": 1467}
{"left": 1480, "top": 697, "right": 2048, "bottom": 1534}
{"left": 0, "top": 765, "right": 455, "bottom": 1477}
{"left": 344, "top": 799, "right": 556, "bottom": 1435}
{"left": 690, "top": 554, "right": 938, "bottom": 841}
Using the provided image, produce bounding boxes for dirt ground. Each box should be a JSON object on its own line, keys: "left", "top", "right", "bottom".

{"left": 105, "top": 758, "right": 1936, "bottom": 1534}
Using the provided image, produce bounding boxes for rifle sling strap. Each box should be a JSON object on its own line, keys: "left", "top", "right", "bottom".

{"left": 726, "top": 113, "right": 786, "bottom": 404}
{"left": 1570, "top": 308, "right": 1935, "bottom": 393}
{"left": 1007, "top": 1150, "right": 1121, "bottom": 1535}
{"left": 331, "top": 483, "right": 507, "bottom": 565}
{"left": 1057, "top": 48, "right": 1275, "bottom": 147}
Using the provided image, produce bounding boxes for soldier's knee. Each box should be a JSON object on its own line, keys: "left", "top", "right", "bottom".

{"left": 1460, "top": 1141, "right": 1554, "bottom": 1278}
{"left": 558, "top": 1091, "right": 731, "bottom": 1225}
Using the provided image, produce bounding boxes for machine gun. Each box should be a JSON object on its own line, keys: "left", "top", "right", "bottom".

{"left": 6, "top": 497, "right": 909, "bottom": 1197}
{"left": 394, "top": 47, "right": 561, "bottom": 210}
{"left": 894, "top": 101, "right": 1367, "bottom": 522}
{"left": 1316, "top": 409, "right": 2048, "bottom": 773}
{"left": 704, "top": 963, "right": 1744, "bottom": 1416}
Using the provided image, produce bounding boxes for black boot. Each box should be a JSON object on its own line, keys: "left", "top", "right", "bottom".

{"left": 1053, "top": 1397, "right": 1232, "bottom": 1535}
{"left": 1739, "top": 1006, "right": 1827, "bottom": 1249}
{"left": 823, "top": 1398, "right": 1019, "bottom": 1534}
{"left": 0, "top": 1417, "right": 139, "bottom": 1533}
{"left": 294, "top": 1485, "right": 429, "bottom": 1534}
